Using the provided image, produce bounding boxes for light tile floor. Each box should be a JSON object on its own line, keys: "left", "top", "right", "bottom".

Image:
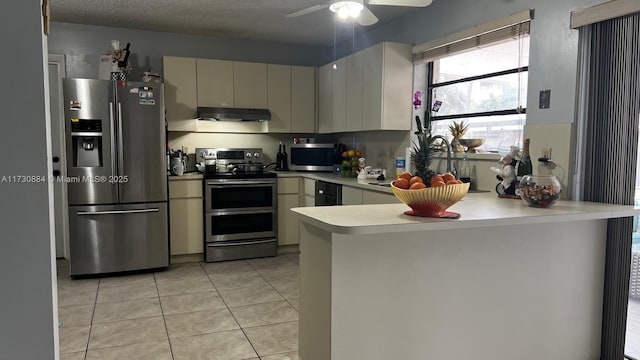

{"left": 56, "top": 253, "right": 300, "bottom": 360}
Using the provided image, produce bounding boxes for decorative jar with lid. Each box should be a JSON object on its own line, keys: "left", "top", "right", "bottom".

{"left": 518, "top": 175, "right": 561, "bottom": 207}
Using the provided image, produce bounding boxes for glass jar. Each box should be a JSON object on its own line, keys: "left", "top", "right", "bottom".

{"left": 518, "top": 175, "right": 562, "bottom": 207}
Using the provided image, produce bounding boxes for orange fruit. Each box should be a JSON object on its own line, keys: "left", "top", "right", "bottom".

{"left": 394, "top": 178, "right": 410, "bottom": 189}
{"left": 431, "top": 180, "right": 446, "bottom": 187}
{"left": 355, "top": 150, "right": 362, "bottom": 157}
{"left": 442, "top": 173, "right": 455, "bottom": 183}
{"left": 398, "top": 171, "right": 412, "bottom": 181}
{"left": 409, "top": 176, "right": 423, "bottom": 186}
{"left": 445, "top": 179, "right": 459, "bottom": 185}
{"left": 430, "top": 176, "right": 444, "bottom": 185}
{"left": 410, "top": 182, "right": 427, "bottom": 190}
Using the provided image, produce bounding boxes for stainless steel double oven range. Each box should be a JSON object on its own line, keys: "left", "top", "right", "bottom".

{"left": 196, "top": 148, "right": 278, "bottom": 262}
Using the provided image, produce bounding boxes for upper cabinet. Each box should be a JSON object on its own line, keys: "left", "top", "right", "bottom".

{"left": 267, "top": 65, "right": 316, "bottom": 134}
{"left": 234, "top": 62, "right": 268, "bottom": 108}
{"left": 291, "top": 66, "right": 316, "bottom": 133}
{"left": 318, "top": 42, "right": 413, "bottom": 133}
{"left": 318, "top": 63, "right": 333, "bottom": 134}
{"left": 363, "top": 42, "right": 413, "bottom": 131}
{"left": 163, "top": 56, "right": 198, "bottom": 132}
{"left": 346, "top": 50, "right": 364, "bottom": 132}
{"left": 197, "top": 59, "right": 234, "bottom": 107}
{"left": 267, "top": 64, "right": 292, "bottom": 133}
{"left": 163, "top": 56, "right": 316, "bottom": 134}
{"left": 331, "top": 57, "right": 348, "bottom": 133}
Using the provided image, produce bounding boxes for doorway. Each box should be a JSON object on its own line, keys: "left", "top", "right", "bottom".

{"left": 48, "top": 54, "right": 69, "bottom": 259}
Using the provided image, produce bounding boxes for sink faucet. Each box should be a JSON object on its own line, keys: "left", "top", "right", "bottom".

{"left": 431, "top": 135, "right": 456, "bottom": 177}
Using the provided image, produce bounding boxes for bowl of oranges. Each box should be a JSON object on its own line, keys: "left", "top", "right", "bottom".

{"left": 390, "top": 172, "right": 470, "bottom": 217}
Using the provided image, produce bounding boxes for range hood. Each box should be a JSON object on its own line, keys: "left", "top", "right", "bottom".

{"left": 197, "top": 107, "right": 271, "bottom": 122}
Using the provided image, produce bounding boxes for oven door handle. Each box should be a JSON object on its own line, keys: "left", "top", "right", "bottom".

{"left": 77, "top": 208, "right": 160, "bottom": 216}
{"left": 206, "top": 181, "right": 276, "bottom": 186}
{"left": 206, "top": 239, "right": 276, "bottom": 247}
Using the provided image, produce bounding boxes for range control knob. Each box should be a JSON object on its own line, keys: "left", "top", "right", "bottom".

{"left": 253, "top": 152, "right": 260, "bottom": 158}
{"left": 246, "top": 152, "right": 252, "bottom": 158}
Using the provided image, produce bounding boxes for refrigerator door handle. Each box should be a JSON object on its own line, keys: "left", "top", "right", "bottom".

{"left": 109, "top": 102, "right": 117, "bottom": 177}
{"left": 206, "top": 239, "right": 276, "bottom": 247}
{"left": 117, "top": 102, "right": 125, "bottom": 176}
{"left": 76, "top": 208, "right": 160, "bottom": 216}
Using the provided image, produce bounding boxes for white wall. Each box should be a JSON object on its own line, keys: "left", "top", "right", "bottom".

{"left": 0, "top": 0, "right": 58, "bottom": 358}
{"left": 48, "top": 22, "right": 329, "bottom": 80}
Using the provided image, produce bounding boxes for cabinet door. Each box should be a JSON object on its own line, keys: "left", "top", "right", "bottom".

{"left": 318, "top": 63, "right": 333, "bottom": 134}
{"left": 169, "top": 180, "right": 203, "bottom": 255}
{"left": 380, "top": 42, "right": 413, "bottom": 130}
{"left": 267, "top": 64, "right": 292, "bottom": 133}
{"left": 342, "top": 186, "right": 363, "bottom": 205}
{"left": 234, "top": 61, "right": 268, "bottom": 108}
{"left": 163, "top": 56, "right": 198, "bottom": 131}
{"left": 170, "top": 198, "right": 204, "bottom": 255}
{"left": 278, "top": 193, "right": 300, "bottom": 246}
{"left": 197, "top": 58, "right": 234, "bottom": 107}
{"left": 292, "top": 66, "right": 316, "bottom": 133}
{"left": 346, "top": 51, "right": 364, "bottom": 132}
{"left": 278, "top": 177, "right": 300, "bottom": 194}
{"left": 331, "top": 57, "right": 347, "bottom": 133}
{"left": 362, "top": 190, "right": 397, "bottom": 204}
{"left": 362, "top": 44, "right": 384, "bottom": 131}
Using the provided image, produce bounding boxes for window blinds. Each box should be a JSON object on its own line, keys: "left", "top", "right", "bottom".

{"left": 412, "top": 9, "right": 532, "bottom": 64}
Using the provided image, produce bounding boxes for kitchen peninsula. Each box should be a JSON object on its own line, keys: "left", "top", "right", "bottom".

{"left": 291, "top": 194, "right": 639, "bottom": 360}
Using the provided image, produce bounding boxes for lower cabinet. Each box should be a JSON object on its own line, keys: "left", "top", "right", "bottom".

{"left": 362, "top": 189, "right": 397, "bottom": 204}
{"left": 342, "top": 186, "right": 363, "bottom": 205}
{"left": 278, "top": 177, "right": 301, "bottom": 246}
{"left": 342, "top": 186, "right": 397, "bottom": 205}
{"left": 169, "top": 178, "right": 203, "bottom": 255}
{"left": 303, "top": 178, "right": 316, "bottom": 207}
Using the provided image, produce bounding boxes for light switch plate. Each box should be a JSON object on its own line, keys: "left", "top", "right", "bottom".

{"left": 539, "top": 90, "right": 551, "bottom": 109}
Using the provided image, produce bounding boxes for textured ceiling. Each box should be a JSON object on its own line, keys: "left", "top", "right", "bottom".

{"left": 50, "top": 0, "right": 420, "bottom": 47}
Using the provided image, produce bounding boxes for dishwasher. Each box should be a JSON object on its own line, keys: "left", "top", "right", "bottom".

{"left": 315, "top": 180, "right": 342, "bottom": 206}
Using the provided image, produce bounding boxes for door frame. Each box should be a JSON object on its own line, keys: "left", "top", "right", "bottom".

{"left": 48, "top": 54, "right": 69, "bottom": 259}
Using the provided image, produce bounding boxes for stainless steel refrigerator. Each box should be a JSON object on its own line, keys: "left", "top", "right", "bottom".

{"left": 63, "top": 78, "right": 168, "bottom": 276}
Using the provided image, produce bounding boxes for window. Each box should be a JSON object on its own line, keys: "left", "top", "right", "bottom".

{"left": 427, "top": 36, "right": 529, "bottom": 153}
{"left": 412, "top": 10, "right": 532, "bottom": 153}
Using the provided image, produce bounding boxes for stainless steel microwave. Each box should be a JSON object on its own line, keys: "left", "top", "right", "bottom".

{"left": 289, "top": 143, "right": 337, "bottom": 172}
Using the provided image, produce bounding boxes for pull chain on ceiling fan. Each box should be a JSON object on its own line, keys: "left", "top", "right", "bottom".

{"left": 286, "top": 0, "right": 432, "bottom": 26}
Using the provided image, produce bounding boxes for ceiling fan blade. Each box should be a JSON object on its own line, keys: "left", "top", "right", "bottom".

{"left": 367, "top": 0, "right": 432, "bottom": 7}
{"left": 286, "top": 4, "right": 329, "bottom": 18}
{"left": 356, "top": 6, "right": 378, "bottom": 26}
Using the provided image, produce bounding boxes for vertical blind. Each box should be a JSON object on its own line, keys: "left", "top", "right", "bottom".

{"left": 577, "top": 11, "right": 640, "bottom": 359}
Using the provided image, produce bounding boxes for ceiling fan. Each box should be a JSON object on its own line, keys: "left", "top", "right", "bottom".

{"left": 286, "top": 0, "right": 433, "bottom": 26}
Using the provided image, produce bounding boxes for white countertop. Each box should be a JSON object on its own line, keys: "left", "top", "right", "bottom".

{"left": 290, "top": 192, "right": 640, "bottom": 235}
{"left": 271, "top": 171, "right": 395, "bottom": 194}
{"left": 168, "top": 173, "right": 203, "bottom": 181}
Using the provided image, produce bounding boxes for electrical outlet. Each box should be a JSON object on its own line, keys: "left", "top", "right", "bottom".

{"left": 541, "top": 148, "right": 552, "bottom": 159}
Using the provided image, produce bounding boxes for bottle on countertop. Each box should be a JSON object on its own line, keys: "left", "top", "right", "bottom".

{"left": 459, "top": 155, "right": 471, "bottom": 184}
{"left": 395, "top": 156, "right": 405, "bottom": 179}
{"left": 281, "top": 143, "right": 289, "bottom": 171}
{"left": 517, "top": 138, "right": 532, "bottom": 177}
{"left": 276, "top": 142, "right": 285, "bottom": 171}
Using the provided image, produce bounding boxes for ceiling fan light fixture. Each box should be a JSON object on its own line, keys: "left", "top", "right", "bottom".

{"left": 329, "top": 1, "right": 364, "bottom": 19}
